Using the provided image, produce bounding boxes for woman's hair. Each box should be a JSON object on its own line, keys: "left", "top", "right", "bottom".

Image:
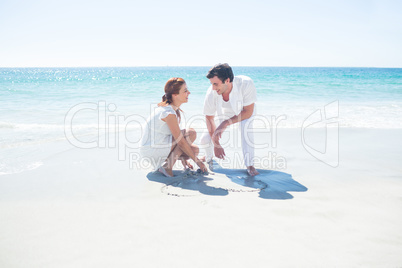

{"left": 158, "top": 77, "right": 186, "bottom": 120}
{"left": 206, "top": 63, "right": 234, "bottom": 83}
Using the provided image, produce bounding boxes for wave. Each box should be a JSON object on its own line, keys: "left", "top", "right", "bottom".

{"left": 0, "top": 121, "right": 142, "bottom": 130}
{"left": 0, "top": 161, "right": 43, "bottom": 176}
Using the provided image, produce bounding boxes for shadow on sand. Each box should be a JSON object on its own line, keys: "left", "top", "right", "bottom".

{"left": 147, "top": 170, "right": 229, "bottom": 197}
{"left": 214, "top": 167, "right": 308, "bottom": 200}
{"left": 147, "top": 162, "right": 308, "bottom": 199}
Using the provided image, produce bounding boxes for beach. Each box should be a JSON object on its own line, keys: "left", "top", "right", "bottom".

{"left": 1, "top": 127, "right": 402, "bottom": 267}
{"left": 1, "top": 67, "right": 402, "bottom": 267}
{"left": 2, "top": 0, "right": 402, "bottom": 263}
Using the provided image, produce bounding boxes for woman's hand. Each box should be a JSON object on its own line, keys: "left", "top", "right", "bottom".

{"left": 196, "top": 159, "right": 208, "bottom": 173}
{"left": 181, "top": 159, "right": 194, "bottom": 170}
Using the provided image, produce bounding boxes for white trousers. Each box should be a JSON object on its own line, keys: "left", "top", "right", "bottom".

{"left": 200, "top": 116, "right": 255, "bottom": 167}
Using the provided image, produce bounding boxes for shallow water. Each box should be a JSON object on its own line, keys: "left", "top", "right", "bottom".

{"left": 1, "top": 67, "right": 401, "bottom": 175}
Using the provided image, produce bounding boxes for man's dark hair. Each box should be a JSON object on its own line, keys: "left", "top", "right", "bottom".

{"left": 206, "top": 63, "right": 234, "bottom": 83}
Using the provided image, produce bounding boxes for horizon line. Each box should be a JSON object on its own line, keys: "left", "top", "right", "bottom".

{"left": 1, "top": 65, "right": 401, "bottom": 69}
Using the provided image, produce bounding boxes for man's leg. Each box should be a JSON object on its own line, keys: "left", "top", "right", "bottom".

{"left": 241, "top": 117, "right": 259, "bottom": 176}
{"left": 200, "top": 131, "right": 214, "bottom": 170}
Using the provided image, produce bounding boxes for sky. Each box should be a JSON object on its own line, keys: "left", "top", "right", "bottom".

{"left": 0, "top": 0, "right": 401, "bottom": 67}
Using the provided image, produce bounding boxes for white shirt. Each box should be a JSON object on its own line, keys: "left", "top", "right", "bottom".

{"left": 222, "top": 99, "right": 236, "bottom": 118}
{"left": 203, "top": 75, "right": 257, "bottom": 117}
{"left": 140, "top": 105, "right": 179, "bottom": 170}
{"left": 140, "top": 105, "right": 178, "bottom": 149}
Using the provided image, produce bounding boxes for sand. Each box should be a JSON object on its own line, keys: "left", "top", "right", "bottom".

{"left": 1, "top": 128, "right": 402, "bottom": 267}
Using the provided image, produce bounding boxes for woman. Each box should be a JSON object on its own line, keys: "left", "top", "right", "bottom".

{"left": 140, "top": 77, "right": 207, "bottom": 177}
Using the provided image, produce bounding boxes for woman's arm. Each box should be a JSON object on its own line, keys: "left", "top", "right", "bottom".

{"left": 163, "top": 114, "right": 204, "bottom": 168}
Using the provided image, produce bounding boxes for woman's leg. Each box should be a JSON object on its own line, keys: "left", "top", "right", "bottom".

{"left": 163, "top": 128, "right": 199, "bottom": 174}
{"left": 179, "top": 128, "right": 199, "bottom": 165}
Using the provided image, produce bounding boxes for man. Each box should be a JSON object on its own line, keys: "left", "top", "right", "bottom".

{"left": 201, "top": 63, "right": 259, "bottom": 176}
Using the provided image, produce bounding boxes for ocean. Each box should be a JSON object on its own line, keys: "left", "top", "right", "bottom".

{"left": 1, "top": 67, "right": 402, "bottom": 175}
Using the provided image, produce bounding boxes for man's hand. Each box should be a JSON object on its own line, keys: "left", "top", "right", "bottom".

{"left": 214, "top": 145, "right": 226, "bottom": 159}
{"left": 211, "top": 120, "right": 229, "bottom": 159}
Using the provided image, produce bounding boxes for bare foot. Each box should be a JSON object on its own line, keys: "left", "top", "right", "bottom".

{"left": 166, "top": 168, "right": 173, "bottom": 177}
{"left": 247, "top": 166, "right": 259, "bottom": 176}
{"left": 159, "top": 166, "right": 173, "bottom": 177}
{"left": 207, "top": 159, "right": 214, "bottom": 171}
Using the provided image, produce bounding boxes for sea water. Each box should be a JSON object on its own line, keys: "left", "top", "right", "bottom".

{"left": 1, "top": 67, "right": 402, "bottom": 175}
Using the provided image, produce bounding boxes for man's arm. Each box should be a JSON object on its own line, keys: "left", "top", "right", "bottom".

{"left": 206, "top": 115, "right": 224, "bottom": 159}
{"left": 213, "top": 103, "right": 255, "bottom": 141}
{"left": 227, "top": 103, "right": 254, "bottom": 125}
{"left": 210, "top": 103, "right": 255, "bottom": 159}
{"left": 206, "top": 115, "right": 216, "bottom": 139}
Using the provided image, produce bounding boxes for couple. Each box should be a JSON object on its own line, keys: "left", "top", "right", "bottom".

{"left": 140, "top": 63, "right": 259, "bottom": 177}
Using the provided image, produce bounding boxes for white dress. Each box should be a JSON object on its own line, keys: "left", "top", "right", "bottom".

{"left": 140, "top": 105, "right": 178, "bottom": 170}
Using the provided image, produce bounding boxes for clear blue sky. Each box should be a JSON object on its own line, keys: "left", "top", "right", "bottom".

{"left": 0, "top": 0, "right": 401, "bottom": 67}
